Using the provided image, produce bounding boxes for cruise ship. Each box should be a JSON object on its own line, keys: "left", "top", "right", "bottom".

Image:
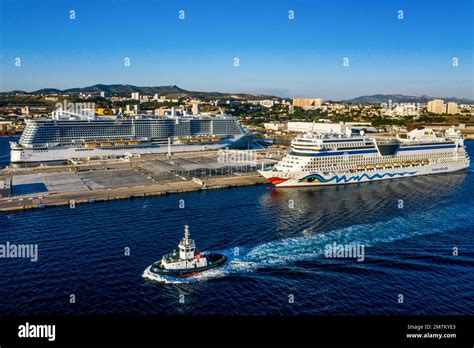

{"left": 10, "top": 111, "right": 252, "bottom": 164}
{"left": 259, "top": 127, "right": 470, "bottom": 187}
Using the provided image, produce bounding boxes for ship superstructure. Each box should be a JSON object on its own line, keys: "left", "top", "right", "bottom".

{"left": 146, "top": 225, "right": 227, "bottom": 278}
{"left": 259, "top": 127, "right": 470, "bottom": 187}
{"left": 10, "top": 112, "right": 252, "bottom": 164}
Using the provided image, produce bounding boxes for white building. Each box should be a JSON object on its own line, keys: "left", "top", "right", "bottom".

{"left": 260, "top": 100, "right": 275, "bottom": 108}
{"left": 264, "top": 122, "right": 286, "bottom": 131}
{"left": 192, "top": 102, "right": 199, "bottom": 115}
{"left": 287, "top": 121, "right": 351, "bottom": 134}
{"left": 381, "top": 103, "right": 420, "bottom": 117}
{"left": 131, "top": 92, "right": 140, "bottom": 100}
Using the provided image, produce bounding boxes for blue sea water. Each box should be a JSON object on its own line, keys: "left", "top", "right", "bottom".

{"left": 0, "top": 137, "right": 15, "bottom": 169}
{"left": 0, "top": 139, "right": 473, "bottom": 315}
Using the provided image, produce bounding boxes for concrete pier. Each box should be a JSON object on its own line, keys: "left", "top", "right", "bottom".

{"left": 0, "top": 174, "right": 267, "bottom": 212}
{"left": 0, "top": 149, "right": 282, "bottom": 212}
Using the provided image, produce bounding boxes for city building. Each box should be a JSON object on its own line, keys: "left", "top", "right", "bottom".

{"left": 0, "top": 179, "right": 11, "bottom": 198}
{"left": 154, "top": 108, "right": 169, "bottom": 115}
{"left": 287, "top": 121, "right": 351, "bottom": 134}
{"left": 427, "top": 99, "right": 445, "bottom": 114}
{"left": 263, "top": 122, "right": 286, "bottom": 131}
{"left": 446, "top": 102, "right": 459, "bottom": 115}
{"left": 192, "top": 102, "right": 199, "bottom": 115}
{"left": 100, "top": 91, "right": 106, "bottom": 98}
{"left": 260, "top": 100, "right": 275, "bottom": 108}
{"left": 292, "top": 98, "right": 324, "bottom": 109}
{"left": 21, "top": 106, "right": 30, "bottom": 115}
{"left": 226, "top": 100, "right": 244, "bottom": 106}
{"left": 131, "top": 92, "right": 140, "bottom": 100}
{"left": 125, "top": 104, "right": 139, "bottom": 115}
{"left": 380, "top": 103, "right": 420, "bottom": 117}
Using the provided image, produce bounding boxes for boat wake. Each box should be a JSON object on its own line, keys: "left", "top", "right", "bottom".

{"left": 143, "top": 200, "right": 474, "bottom": 284}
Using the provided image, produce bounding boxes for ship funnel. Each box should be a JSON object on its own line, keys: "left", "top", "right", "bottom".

{"left": 184, "top": 224, "right": 190, "bottom": 241}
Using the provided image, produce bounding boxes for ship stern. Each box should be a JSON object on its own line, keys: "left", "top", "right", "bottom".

{"left": 9, "top": 141, "right": 23, "bottom": 163}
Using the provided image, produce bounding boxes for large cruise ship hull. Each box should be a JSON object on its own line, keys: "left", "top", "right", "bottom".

{"left": 10, "top": 114, "right": 252, "bottom": 165}
{"left": 259, "top": 157, "right": 469, "bottom": 187}
{"left": 11, "top": 134, "right": 252, "bottom": 164}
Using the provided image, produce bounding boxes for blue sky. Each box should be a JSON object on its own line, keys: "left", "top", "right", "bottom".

{"left": 0, "top": 0, "right": 472, "bottom": 99}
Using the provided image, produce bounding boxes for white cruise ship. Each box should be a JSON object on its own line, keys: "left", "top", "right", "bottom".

{"left": 10, "top": 111, "right": 252, "bottom": 164}
{"left": 259, "top": 127, "right": 470, "bottom": 187}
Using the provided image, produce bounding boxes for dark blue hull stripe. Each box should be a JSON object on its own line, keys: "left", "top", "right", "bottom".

{"left": 398, "top": 145, "right": 456, "bottom": 151}
{"left": 292, "top": 144, "right": 456, "bottom": 157}
{"left": 292, "top": 149, "right": 379, "bottom": 157}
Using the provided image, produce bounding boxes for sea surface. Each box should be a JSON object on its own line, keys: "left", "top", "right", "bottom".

{"left": 0, "top": 137, "right": 16, "bottom": 169}
{"left": 0, "top": 138, "right": 473, "bottom": 315}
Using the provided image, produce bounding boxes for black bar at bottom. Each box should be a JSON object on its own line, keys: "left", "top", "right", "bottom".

{"left": 0, "top": 316, "right": 472, "bottom": 346}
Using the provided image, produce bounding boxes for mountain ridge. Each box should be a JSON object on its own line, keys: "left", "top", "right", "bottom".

{"left": 341, "top": 94, "right": 473, "bottom": 104}
{"left": 1, "top": 85, "right": 472, "bottom": 104}
{"left": 2, "top": 84, "right": 275, "bottom": 100}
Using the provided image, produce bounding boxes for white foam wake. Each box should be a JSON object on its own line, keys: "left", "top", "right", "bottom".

{"left": 143, "top": 200, "right": 474, "bottom": 283}
{"left": 244, "top": 201, "right": 474, "bottom": 267}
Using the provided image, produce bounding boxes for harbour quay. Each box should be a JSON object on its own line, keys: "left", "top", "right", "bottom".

{"left": 0, "top": 149, "right": 282, "bottom": 212}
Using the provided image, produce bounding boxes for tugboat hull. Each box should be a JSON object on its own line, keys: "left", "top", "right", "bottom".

{"left": 149, "top": 253, "right": 227, "bottom": 278}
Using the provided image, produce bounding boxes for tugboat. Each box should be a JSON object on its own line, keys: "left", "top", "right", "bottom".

{"left": 148, "top": 225, "right": 227, "bottom": 278}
